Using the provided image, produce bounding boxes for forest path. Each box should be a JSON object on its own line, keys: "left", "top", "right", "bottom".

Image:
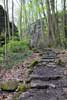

{"left": 19, "top": 49, "right": 67, "bottom": 100}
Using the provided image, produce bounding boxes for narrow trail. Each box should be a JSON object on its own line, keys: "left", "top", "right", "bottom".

{"left": 19, "top": 49, "right": 67, "bottom": 100}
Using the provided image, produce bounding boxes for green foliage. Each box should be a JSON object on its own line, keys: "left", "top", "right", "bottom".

{"left": 0, "top": 47, "right": 3, "bottom": 54}
{"left": 0, "top": 47, "right": 4, "bottom": 64}
{"left": 3, "top": 51, "right": 32, "bottom": 69}
{"left": 0, "top": 39, "right": 33, "bottom": 69}
{"left": 7, "top": 39, "right": 29, "bottom": 53}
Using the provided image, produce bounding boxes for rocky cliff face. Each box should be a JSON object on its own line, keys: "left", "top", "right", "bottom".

{"left": 0, "top": 5, "right": 18, "bottom": 45}
{"left": 28, "top": 19, "right": 44, "bottom": 48}
{"left": 0, "top": 5, "right": 18, "bottom": 34}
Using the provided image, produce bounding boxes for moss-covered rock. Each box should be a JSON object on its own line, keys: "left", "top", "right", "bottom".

{"left": 48, "top": 44, "right": 52, "bottom": 48}
{"left": 1, "top": 80, "right": 18, "bottom": 92}
{"left": 17, "top": 84, "right": 27, "bottom": 92}
{"left": 57, "top": 59, "right": 64, "bottom": 66}
{"left": 29, "top": 60, "right": 39, "bottom": 68}
{"left": 32, "top": 48, "right": 40, "bottom": 53}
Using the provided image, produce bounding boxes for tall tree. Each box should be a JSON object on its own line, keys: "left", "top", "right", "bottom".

{"left": 12, "top": 0, "right": 14, "bottom": 39}
{"left": 46, "top": 0, "right": 53, "bottom": 45}
{"left": 63, "top": 0, "right": 67, "bottom": 38}
{"left": 19, "top": 0, "right": 22, "bottom": 40}
{"left": 4, "top": 0, "right": 7, "bottom": 61}
{"left": 50, "top": 0, "right": 60, "bottom": 45}
{"left": 6, "top": 0, "right": 10, "bottom": 40}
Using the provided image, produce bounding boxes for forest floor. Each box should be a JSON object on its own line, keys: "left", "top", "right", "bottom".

{"left": 0, "top": 52, "right": 40, "bottom": 100}
{"left": 0, "top": 48, "right": 67, "bottom": 100}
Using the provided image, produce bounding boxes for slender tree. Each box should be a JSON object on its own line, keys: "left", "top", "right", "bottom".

{"left": 46, "top": 0, "right": 53, "bottom": 45}
{"left": 63, "top": 0, "right": 67, "bottom": 38}
{"left": 4, "top": 0, "right": 7, "bottom": 61}
{"left": 19, "top": 0, "right": 22, "bottom": 40}
{"left": 12, "top": 0, "right": 14, "bottom": 39}
{"left": 6, "top": 0, "right": 10, "bottom": 40}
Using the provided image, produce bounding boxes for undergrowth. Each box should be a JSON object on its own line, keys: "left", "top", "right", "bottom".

{"left": 0, "top": 39, "right": 33, "bottom": 69}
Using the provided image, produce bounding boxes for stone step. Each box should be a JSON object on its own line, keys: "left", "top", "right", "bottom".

{"left": 19, "top": 88, "right": 65, "bottom": 100}
{"left": 31, "top": 66, "right": 64, "bottom": 77}
{"left": 38, "top": 62, "right": 56, "bottom": 67}
{"left": 37, "top": 62, "right": 47, "bottom": 66}
{"left": 42, "top": 56, "right": 55, "bottom": 59}
{"left": 62, "top": 79, "right": 67, "bottom": 87}
{"left": 30, "top": 80, "right": 56, "bottom": 89}
{"left": 47, "top": 63, "right": 56, "bottom": 67}
{"left": 40, "top": 59, "right": 55, "bottom": 63}
{"left": 30, "top": 79, "right": 64, "bottom": 89}
{"left": 29, "top": 74, "right": 62, "bottom": 81}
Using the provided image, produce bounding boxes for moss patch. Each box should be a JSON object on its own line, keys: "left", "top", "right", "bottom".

{"left": 29, "top": 60, "right": 39, "bottom": 68}
{"left": 17, "top": 84, "right": 27, "bottom": 92}
{"left": 32, "top": 48, "right": 41, "bottom": 53}
{"left": 57, "top": 59, "right": 64, "bottom": 66}
{"left": 1, "top": 80, "right": 18, "bottom": 92}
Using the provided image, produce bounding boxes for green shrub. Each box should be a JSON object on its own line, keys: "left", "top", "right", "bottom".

{"left": 0, "top": 39, "right": 33, "bottom": 69}
{"left": 7, "top": 40, "right": 29, "bottom": 53}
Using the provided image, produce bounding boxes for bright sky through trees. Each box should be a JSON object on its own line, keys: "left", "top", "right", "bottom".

{"left": 0, "top": 0, "right": 66, "bottom": 24}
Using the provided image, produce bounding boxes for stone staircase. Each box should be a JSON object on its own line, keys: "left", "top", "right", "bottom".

{"left": 19, "top": 49, "right": 67, "bottom": 100}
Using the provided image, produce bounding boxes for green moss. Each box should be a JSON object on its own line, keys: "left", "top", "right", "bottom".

{"left": 17, "top": 84, "right": 27, "bottom": 92}
{"left": 7, "top": 40, "right": 29, "bottom": 53}
{"left": 1, "top": 80, "right": 18, "bottom": 91}
{"left": 48, "top": 44, "right": 52, "bottom": 48}
{"left": 29, "top": 60, "right": 39, "bottom": 68}
{"left": 32, "top": 48, "right": 40, "bottom": 53}
{"left": 57, "top": 59, "right": 64, "bottom": 65}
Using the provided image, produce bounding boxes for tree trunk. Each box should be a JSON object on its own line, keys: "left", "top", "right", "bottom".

{"left": 6, "top": 0, "right": 10, "bottom": 40}
{"left": 63, "top": 0, "right": 67, "bottom": 38}
{"left": 46, "top": 0, "right": 53, "bottom": 46}
{"left": 50, "top": 0, "right": 60, "bottom": 45}
{"left": 12, "top": 0, "right": 14, "bottom": 39}
{"left": 4, "top": 0, "right": 7, "bottom": 61}
{"left": 19, "top": 0, "right": 22, "bottom": 40}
